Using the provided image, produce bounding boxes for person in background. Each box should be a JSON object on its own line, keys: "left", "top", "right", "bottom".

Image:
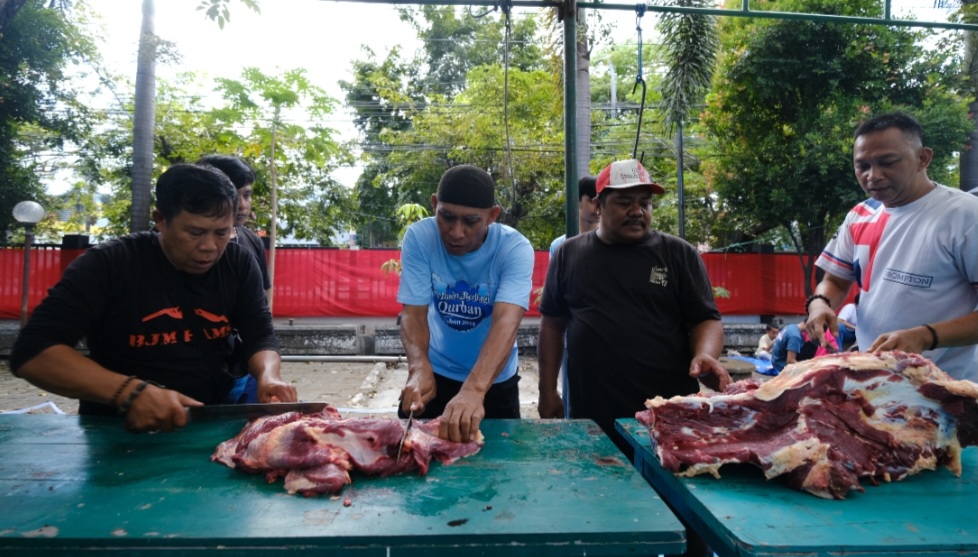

{"left": 549, "top": 175, "right": 600, "bottom": 256}
{"left": 770, "top": 319, "right": 838, "bottom": 373}
{"left": 198, "top": 155, "right": 271, "bottom": 404}
{"left": 806, "top": 112, "right": 978, "bottom": 381}
{"left": 196, "top": 155, "right": 270, "bottom": 297}
{"left": 397, "top": 165, "right": 534, "bottom": 443}
{"left": 537, "top": 160, "right": 729, "bottom": 557}
{"left": 836, "top": 294, "right": 859, "bottom": 350}
{"left": 547, "top": 174, "right": 600, "bottom": 417}
{"left": 755, "top": 324, "right": 780, "bottom": 360}
{"left": 10, "top": 164, "right": 296, "bottom": 433}
{"left": 770, "top": 320, "right": 807, "bottom": 373}
{"left": 537, "top": 159, "right": 730, "bottom": 451}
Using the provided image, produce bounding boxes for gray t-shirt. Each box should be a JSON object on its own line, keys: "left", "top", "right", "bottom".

{"left": 816, "top": 185, "right": 978, "bottom": 381}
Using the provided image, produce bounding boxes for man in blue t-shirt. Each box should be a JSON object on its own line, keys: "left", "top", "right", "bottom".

{"left": 770, "top": 321, "right": 808, "bottom": 373}
{"left": 397, "top": 165, "right": 534, "bottom": 443}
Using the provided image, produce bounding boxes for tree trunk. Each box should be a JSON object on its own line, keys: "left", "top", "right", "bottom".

{"left": 575, "top": 10, "right": 591, "bottom": 178}
{"left": 963, "top": 100, "right": 977, "bottom": 192}
{"left": 130, "top": 0, "right": 156, "bottom": 232}
{"left": 0, "top": 0, "right": 27, "bottom": 31}
{"left": 267, "top": 122, "right": 278, "bottom": 314}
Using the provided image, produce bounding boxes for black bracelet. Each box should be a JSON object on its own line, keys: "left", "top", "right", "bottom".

{"left": 117, "top": 380, "right": 154, "bottom": 415}
{"left": 804, "top": 294, "right": 832, "bottom": 315}
{"left": 110, "top": 376, "right": 136, "bottom": 407}
{"left": 922, "top": 324, "right": 939, "bottom": 351}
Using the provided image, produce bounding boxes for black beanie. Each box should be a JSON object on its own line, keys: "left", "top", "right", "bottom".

{"left": 436, "top": 165, "right": 496, "bottom": 209}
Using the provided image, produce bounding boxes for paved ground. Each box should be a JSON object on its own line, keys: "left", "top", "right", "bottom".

{"left": 0, "top": 356, "right": 544, "bottom": 418}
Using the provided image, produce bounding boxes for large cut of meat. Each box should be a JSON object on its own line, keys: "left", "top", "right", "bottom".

{"left": 635, "top": 351, "right": 978, "bottom": 499}
{"left": 212, "top": 405, "right": 483, "bottom": 496}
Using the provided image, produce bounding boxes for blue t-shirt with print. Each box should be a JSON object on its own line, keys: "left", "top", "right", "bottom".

{"left": 398, "top": 218, "right": 534, "bottom": 383}
{"left": 770, "top": 323, "right": 805, "bottom": 373}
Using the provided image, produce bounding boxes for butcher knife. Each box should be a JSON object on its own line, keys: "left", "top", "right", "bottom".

{"left": 186, "top": 402, "right": 330, "bottom": 421}
{"left": 396, "top": 408, "right": 414, "bottom": 461}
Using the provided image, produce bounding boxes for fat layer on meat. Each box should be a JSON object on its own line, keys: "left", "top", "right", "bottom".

{"left": 636, "top": 351, "right": 978, "bottom": 499}
{"left": 211, "top": 406, "right": 484, "bottom": 496}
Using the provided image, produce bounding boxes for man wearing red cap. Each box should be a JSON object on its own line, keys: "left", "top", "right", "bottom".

{"left": 538, "top": 158, "right": 730, "bottom": 445}
{"left": 538, "top": 159, "right": 728, "bottom": 557}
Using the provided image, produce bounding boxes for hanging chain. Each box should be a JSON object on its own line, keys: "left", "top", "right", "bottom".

{"left": 631, "top": 4, "right": 647, "bottom": 160}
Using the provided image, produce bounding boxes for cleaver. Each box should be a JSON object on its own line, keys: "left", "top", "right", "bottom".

{"left": 186, "top": 402, "right": 330, "bottom": 421}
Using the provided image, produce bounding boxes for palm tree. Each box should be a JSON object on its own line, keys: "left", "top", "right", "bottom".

{"left": 130, "top": 0, "right": 156, "bottom": 232}
{"left": 935, "top": 0, "right": 978, "bottom": 191}
{"left": 655, "top": 0, "right": 719, "bottom": 238}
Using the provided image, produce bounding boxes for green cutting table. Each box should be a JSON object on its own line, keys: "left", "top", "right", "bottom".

{"left": 616, "top": 418, "right": 978, "bottom": 557}
{"left": 0, "top": 415, "right": 684, "bottom": 556}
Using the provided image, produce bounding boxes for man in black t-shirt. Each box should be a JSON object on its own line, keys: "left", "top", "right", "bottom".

{"left": 11, "top": 164, "right": 296, "bottom": 433}
{"left": 538, "top": 159, "right": 729, "bottom": 557}
{"left": 538, "top": 159, "right": 730, "bottom": 442}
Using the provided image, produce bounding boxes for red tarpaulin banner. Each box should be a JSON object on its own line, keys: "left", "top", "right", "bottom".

{"left": 1, "top": 246, "right": 843, "bottom": 320}
{"left": 270, "top": 249, "right": 551, "bottom": 317}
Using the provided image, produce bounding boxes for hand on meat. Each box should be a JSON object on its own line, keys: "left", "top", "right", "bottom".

{"left": 689, "top": 354, "right": 731, "bottom": 393}
{"left": 250, "top": 350, "right": 298, "bottom": 403}
{"left": 255, "top": 376, "right": 297, "bottom": 403}
{"left": 867, "top": 325, "right": 935, "bottom": 355}
{"left": 439, "top": 386, "right": 486, "bottom": 443}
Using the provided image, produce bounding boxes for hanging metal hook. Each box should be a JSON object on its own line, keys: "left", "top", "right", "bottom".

{"left": 501, "top": 0, "right": 517, "bottom": 214}
{"left": 631, "top": 4, "right": 647, "bottom": 160}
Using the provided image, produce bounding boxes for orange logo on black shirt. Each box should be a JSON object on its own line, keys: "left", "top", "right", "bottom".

{"left": 142, "top": 307, "right": 183, "bottom": 321}
{"left": 195, "top": 308, "right": 229, "bottom": 323}
{"left": 130, "top": 306, "right": 231, "bottom": 347}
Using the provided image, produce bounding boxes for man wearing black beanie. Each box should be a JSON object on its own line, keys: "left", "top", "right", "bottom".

{"left": 397, "top": 164, "right": 534, "bottom": 443}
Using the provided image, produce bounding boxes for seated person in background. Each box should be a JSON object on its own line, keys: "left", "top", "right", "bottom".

{"left": 836, "top": 294, "right": 859, "bottom": 350}
{"left": 10, "top": 164, "right": 296, "bottom": 433}
{"left": 770, "top": 319, "right": 838, "bottom": 373}
{"left": 755, "top": 324, "right": 780, "bottom": 360}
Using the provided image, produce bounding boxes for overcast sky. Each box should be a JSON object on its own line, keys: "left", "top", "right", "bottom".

{"left": 85, "top": 0, "right": 951, "bottom": 118}
{"left": 70, "top": 0, "right": 951, "bottom": 194}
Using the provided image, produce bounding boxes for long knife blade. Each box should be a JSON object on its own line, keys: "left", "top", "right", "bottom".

{"left": 186, "top": 402, "right": 330, "bottom": 421}
{"left": 396, "top": 409, "right": 414, "bottom": 461}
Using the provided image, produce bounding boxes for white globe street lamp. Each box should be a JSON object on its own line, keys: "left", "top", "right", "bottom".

{"left": 13, "top": 201, "right": 45, "bottom": 328}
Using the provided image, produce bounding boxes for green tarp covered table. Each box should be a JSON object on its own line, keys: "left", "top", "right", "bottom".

{"left": 617, "top": 418, "right": 978, "bottom": 557}
{"left": 0, "top": 415, "right": 684, "bottom": 556}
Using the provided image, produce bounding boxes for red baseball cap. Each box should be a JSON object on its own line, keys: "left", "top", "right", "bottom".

{"left": 595, "top": 159, "right": 665, "bottom": 195}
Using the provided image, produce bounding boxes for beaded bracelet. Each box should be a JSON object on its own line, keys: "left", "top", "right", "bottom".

{"left": 804, "top": 294, "right": 832, "bottom": 315}
{"left": 110, "top": 376, "right": 136, "bottom": 407}
{"left": 922, "top": 324, "right": 939, "bottom": 351}
{"left": 117, "top": 380, "right": 153, "bottom": 416}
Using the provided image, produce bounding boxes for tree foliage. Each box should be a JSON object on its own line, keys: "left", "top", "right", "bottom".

{"left": 0, "top": 0, "right": 96, "bottom": 244}
{"left": 77, "top": 68, "right": 353, "bottom": 245}
{"left": 341, "top": 46, "right": 424, "bottom": 247}
{"left": 657, "top": 0, "right": 719, "bottom": 130}
{"left": 212, "top": 67, "right": 354, "bottom": 244}
{"left": 404, "top": 5, "right": 545, "bottom": 97}
{"left": 342, "top": 6, "right": 718, "bottom": 249}
{"left": 348, "top": 7, "right": 718, "bottom": 249}
{"left": 701, "top": 0, "right": 971, "bottom": 292}
{"left": 195, "top": 0, "right": 259, "bottom": 30}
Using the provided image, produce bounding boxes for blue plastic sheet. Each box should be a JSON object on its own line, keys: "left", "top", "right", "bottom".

{"left": 727, "top": 355, "right": 777, "bottom": 376}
